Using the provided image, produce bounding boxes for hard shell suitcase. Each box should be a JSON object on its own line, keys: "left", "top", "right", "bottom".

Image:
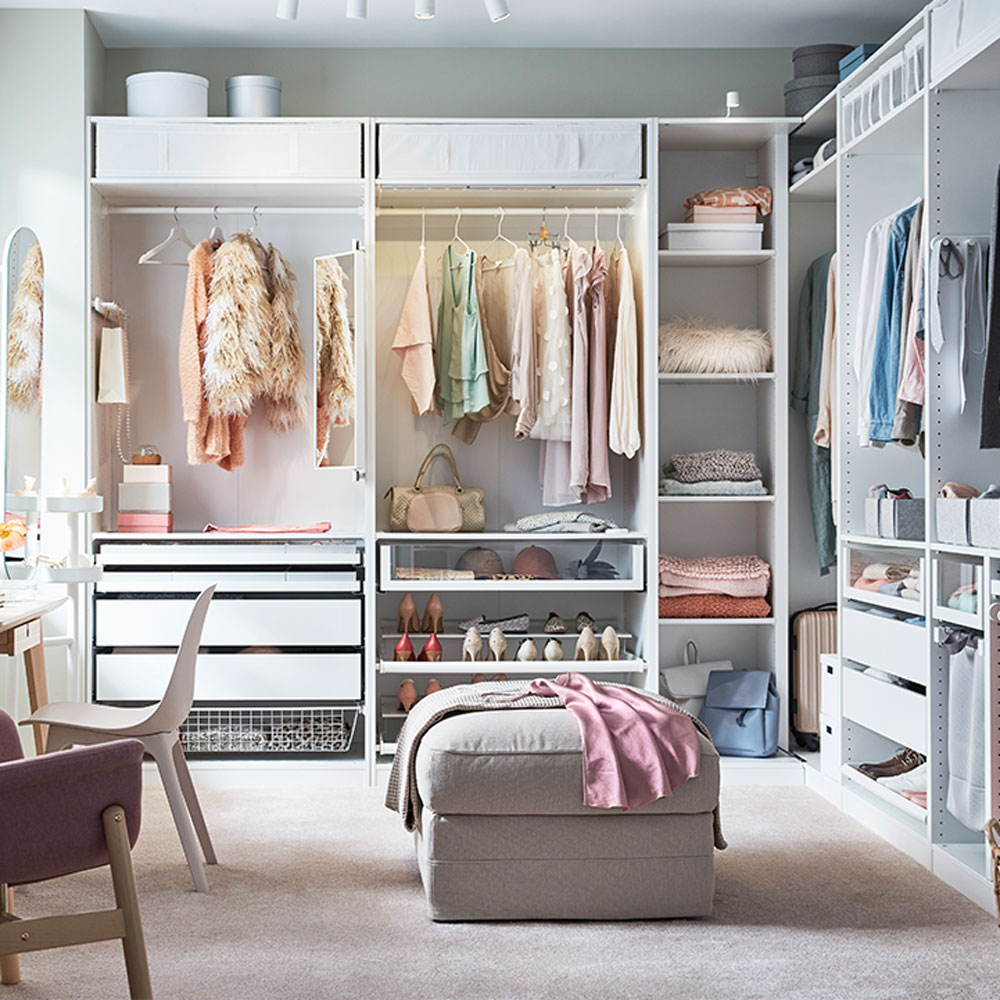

{"left": 790, "top": 604, "right": 838, "bottom": 750}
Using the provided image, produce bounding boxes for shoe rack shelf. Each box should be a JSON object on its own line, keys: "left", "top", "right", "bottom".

{"left": 841, "top": 764, "right": 929, "bottom": 824}
{"left": 378, "top": 625, "right": 636, "bottom": 641}
{"left": 377, "top": 655, "right": 644, "bottom": 676}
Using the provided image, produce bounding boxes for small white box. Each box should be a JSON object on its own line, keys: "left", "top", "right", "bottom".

{"left": 662, "top": 223, "right": 763, "bottom": 251}
{"left": 118, "top": 482, "right": 172, "bottom": 513}
{"left": 123, "top": 464, "right": 172, "bottom": 484}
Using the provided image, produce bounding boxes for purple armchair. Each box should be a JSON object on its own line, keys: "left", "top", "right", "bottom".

{"left": 0, "top": 710, "right": 152, "bottom": 998}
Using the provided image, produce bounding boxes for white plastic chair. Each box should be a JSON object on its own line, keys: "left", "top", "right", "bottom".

{"left": 22, "top": 586, "right": 217, "bottom": 893}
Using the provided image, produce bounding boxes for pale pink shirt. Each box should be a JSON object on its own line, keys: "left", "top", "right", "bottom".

{"left": 391, "top": 246, "right": 436, "bottom": 416}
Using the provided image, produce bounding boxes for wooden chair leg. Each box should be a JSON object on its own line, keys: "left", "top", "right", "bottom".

{"left": 102, "top": 806, "right": 152, "bottom": 1000}
{"left": 171, "top": 740, "right": 217, "bottom": 865}
{"left": 23, "top": 635, "right": 49, "bottom": 755}
{"left": 0, "top": 884, "right": 20, "bottom": 985}
{"left": 146, "top": 737, "right": 209, "bottom": 893}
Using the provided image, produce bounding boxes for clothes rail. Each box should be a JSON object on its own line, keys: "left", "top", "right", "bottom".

{"left": 105, "top": 206, "right": 364, "bottom": 216}
{"left": 375, "top": 207, "right": 637, "bottom": 216}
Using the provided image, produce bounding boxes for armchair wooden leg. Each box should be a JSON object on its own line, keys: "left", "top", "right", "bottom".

{"left": 0, "top": 885, "right": 20, "bottom": 986}
{"left": 23, "top": 637, "right": 49, "bottom": 756}
{"left": 102, "top": 806, "right": 152, "bottom": 1000}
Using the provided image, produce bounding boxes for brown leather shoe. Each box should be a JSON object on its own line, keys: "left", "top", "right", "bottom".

{"left": 858, "top": 747, "right": 926, "bottom": 780}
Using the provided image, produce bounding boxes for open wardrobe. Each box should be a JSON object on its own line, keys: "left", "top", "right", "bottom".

{"left": 1, "top": 1, "right": 999, "bottom": 998}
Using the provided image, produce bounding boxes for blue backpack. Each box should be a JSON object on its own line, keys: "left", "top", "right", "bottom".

{"left": 699, "top": 670, "right": 779, "bottom": 758}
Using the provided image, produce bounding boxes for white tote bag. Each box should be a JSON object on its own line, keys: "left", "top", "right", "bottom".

{"left": 660, "top": 641, "right": 733, "bottom": 718}
{"left": 97, "top": 326, "right": 130, "bottom": 404}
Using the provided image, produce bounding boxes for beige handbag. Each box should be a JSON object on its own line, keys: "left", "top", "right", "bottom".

{"left": 385, "top": 444, "right": 486, "bottom": 533}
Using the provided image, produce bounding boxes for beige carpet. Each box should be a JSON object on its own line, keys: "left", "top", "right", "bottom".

{"left": 7, "top": 784, "right": 998, "bottom": 1000}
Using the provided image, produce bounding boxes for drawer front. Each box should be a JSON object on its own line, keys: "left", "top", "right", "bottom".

{"left": 97, "top": 542, "right": 361, "bottom": 567}
{"left": 842, "top": 667, "right": 927, "bottom": 755}
{"left": 97, "top": 569, "right": 360, "bottom": 594}
{"left": 841, "top": 609, "right": 927, "bottom": 685}
{"left": 96, "top": 597, "right": 361, "bottom": 647}
{"left": 820, "top": 654, "right": 840, "bottom": 717}
{"left": 378, "top": 122, "right": 642, "bottom": 182}
{"left": 96, "top": 652, "right": 361, "bottom": 702}
{"left": 819, "top": 712, "right": 840, "bottom": 779}
{"left": 96, "top": 121, "right": 362, "bottom": 179}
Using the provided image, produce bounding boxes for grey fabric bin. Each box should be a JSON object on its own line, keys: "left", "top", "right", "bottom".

{"left": 864, "top": 498, "right": 882, "bottom": 537}
{"left": 936, "top": 498, "right": 970, "bottom": 546}
{"left": 969, "top": 499, "right": 1000, "bottom": 548}
{"left": 880, "top": 498, "right": 925, "bottom": 540}
{"left": 793, "top": 44, "right": 854, "bottom": 78}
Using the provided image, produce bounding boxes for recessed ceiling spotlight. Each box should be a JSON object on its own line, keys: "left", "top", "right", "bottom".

{"left": 347, "top": 0, "right": 368, "bottom": 18}
{"left": 484, "top": 0, "right": 510, "bottom": 21}
{"left": 276, "top": 0, "right": 299, "bottom": 20}
{"left": 415, "top": 0, "right": 435, "bottom": 18}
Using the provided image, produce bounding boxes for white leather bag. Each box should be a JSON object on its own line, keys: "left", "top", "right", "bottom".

{"left": 660, "top": 641, "right": 734, "bottom": 718}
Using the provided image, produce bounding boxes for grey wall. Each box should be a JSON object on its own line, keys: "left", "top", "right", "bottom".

{"left": 102, "top": 46, "right": 794, "bottom": 118}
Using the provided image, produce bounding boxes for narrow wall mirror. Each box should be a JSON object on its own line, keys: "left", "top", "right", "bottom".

{"left": 1, "top": 228, "right": 43, "bottom": 576}
{"left": 315, "top": 247, "right": 365, "bottom": 473}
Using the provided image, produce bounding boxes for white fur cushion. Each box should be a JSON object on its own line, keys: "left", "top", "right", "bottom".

{"left": 658, "top": 317, "right": 773, "bottom": 375}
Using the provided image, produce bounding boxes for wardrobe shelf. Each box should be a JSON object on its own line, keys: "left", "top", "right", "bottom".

{"left": 792, "top": 86, "right": 839, "bottom": 142}
{"left": 657, "top": 495, "right": 775, "bottom": 504}
{"left": 658, "top": 618, "right": 775, "bottom": 626}
{"left": 375, "top": 184, "right": 645, "bottom": 210}
{"left": 91, "top": 177, "right": 367, "bottom": 209}
{"left": 377, "top": 657, "right": 643, "bottom": 676}
{"left": 841, "top": 533, "right": 926, "bottom": 551}
{"left": 841, "top": 764, "right": 928, "bottom": 824}
{"left": 930, "top": 541, "right": 995, "bottom": 560}
{"left": 657, "top": 372, "right": 775, "bottom": 384}
{"left": 657, "top": 117, "right": 800, "bottom": 151}
{"left": 379, "top": 627, "right": 635, "bottom": 641}
{"left": 789, "top": 157, "right": 836, "bottom": 203}
{"left": 376, "top": 531, "right": 645, "bottom": 542}
{"left": 932, "top": 604, "right": 983, "bottom": 632}
{"left": 92, "top": 531, "right": 349, "bottom": 542}
{"left": 839, "top": 91, "right": 924, "bottom": 158}
{"left": 843, "top": 587, "right": 924, "bottom": 616}
{"left": 657, "top": 250, "right": 775, "bottom": 268}
{"left": 934, "top": 841, "right": 993, "bottom": 882}
{"left": 381, "top": 579, "right": 643, "bottom": 593}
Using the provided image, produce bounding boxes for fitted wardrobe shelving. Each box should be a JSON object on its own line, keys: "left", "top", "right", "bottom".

{"left": 655, "top": 118, "right": 793, "bottom": 750}
{"left": 785, "top": 2, "right": 1000, "bottom": 914}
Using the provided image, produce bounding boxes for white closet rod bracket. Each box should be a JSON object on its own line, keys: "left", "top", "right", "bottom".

{"left": 105, "top": 206, "right": 365, "bottom": 216}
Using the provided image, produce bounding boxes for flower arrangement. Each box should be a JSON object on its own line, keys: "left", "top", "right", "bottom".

{"left": 0, "top": 519, "right": 27, "bottom": 552}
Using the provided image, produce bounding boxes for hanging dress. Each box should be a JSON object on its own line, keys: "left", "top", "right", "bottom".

{"left": 504, "top": 247, "right": 537, "bottom": 439}
{"left": 583, "top": 245, "right": 612, "bottom": 503}
{"left": 391, "top": 245, "right": 436, "bottom": 417}
{"left": 567, "top": 241, "right": 593, "bottom": 499}
{"left": 435, "top": 245, "right": 488, "bottom": 425}
{"left": 530, "top": 247, "right": 572, "bottom": 442}
{"left": 608, "top": 246, "right": 641, "bottom": 458}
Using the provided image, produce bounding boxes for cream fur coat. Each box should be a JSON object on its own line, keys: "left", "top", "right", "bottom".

{"left": 7, "top": 242, "right": 43, "bottom": 411}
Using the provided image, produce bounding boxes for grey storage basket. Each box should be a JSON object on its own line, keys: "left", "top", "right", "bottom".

{"left": 864, "top": 498, "right": 882, "bottom": 537}
{"left": 969, "top": 499, "right": 1000, "bottom": 548}
{"left": 936, "top": 498, "right": 970, "bottom": 546}
{"left": 880, "top": 498, "right": 924, "bottom": 541}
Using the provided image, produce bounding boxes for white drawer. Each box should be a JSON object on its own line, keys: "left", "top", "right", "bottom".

{"left": 820, "top": 654, "right": 840, "bottom": 717}
{"left": 841, "top": 609, "right": 927, "bottom": 686}
{"left": 819, "top": 712, "right": 840, "bottom": 779}
{"left": 378, "top": 121, "right": 643, "bottom": 182}
{"left": 95, "top": 652, "right": 361, "bottom": 702}
{"left": 96, "top": 120, "right": 362, "bottom": 179}
{"left": 931, "top": 0, "right": 1000, "bottom": 83}
{"left": 97, "top": 569, "right": 360, "bottom": 593}
{"left": 842, "top": 667, "right": 927, "bottom": 755}
{"left": 96, "top": 597, "right": 361, "bottom": 647}
{"left": 97, "top": 542, "right": 361, "bottom": 567}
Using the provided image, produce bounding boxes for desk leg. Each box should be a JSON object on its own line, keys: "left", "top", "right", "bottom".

{"left": 23, "top": 624, "right": 48, "bottom": 755}
{"left": 0, "top": 884, "right": 20, "bottom": 985}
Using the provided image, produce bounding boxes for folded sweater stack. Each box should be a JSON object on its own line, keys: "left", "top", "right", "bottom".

{"left": 659, "top": 449, "right": 766, "bottom": 497}
{"left": 658, "top": 554, "right": 772, "bottom": 619}
{"left": 851, "top": 561, "right": 921, "bottom": 602}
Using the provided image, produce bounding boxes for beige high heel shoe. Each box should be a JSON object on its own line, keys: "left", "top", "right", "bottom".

{"left": 599, "top": 625, "right": 620, "bottom": 661}
{"left": 488, "top": 627, "right": 507, "bottom": 662}
{"left": 515, "top": 638, "right": 538, "bottom": 661}
{"left": 575, "top": 625, "right": 597, "bottom": 661}
{"left": 424, "top": 678, "right": 442, "bottom": 697}
{"left": 462, "top": 627, "right": 482, "bottom": 662}
{"left": 397, "top": 593, "right": 419, "bottom": 633}
{"left": 471, "top": 672, "right": 486, "bottom": 683}
{"left": 544, "top": 639, "right": 563, "bottom": 661}
{"left": 421, "top": 593, "right": 444, "bottom": 634}
{"left": 397, "top": 678, "right": 418, "bottom": 713}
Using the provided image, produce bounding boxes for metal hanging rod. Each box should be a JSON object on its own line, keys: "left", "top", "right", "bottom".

{"left": 375, "top": 207, "right": 636, "bottom": 217}
{"left": 105, "top": 205, "right": 364, "bottom": 216}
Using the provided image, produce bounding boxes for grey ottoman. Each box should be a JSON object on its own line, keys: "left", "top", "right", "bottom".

{"left": 413, "top": 708, "right": 720, "bottom": 921}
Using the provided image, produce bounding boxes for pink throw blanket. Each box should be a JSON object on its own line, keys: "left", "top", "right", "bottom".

{"left": 203, "top": 521, "right": 332, "bottom": 534}
{"left": 516, "top": 673, "right": 701, "bottom": 811}
{"left": 658, "top": 553, "right": 770, "bottom": 585}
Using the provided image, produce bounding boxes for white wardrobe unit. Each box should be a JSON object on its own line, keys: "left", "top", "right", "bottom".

{"left": 655, "top": 118, "right": 794, "bottom": 752}
{"left": 86, "top": 117, "right": 372, "bottom": 780}
{"left": 370, "top": 119, "right": 658, "bottom": 757}
{"left": 789, "top": 5, "right": 1000, "bottom": 913}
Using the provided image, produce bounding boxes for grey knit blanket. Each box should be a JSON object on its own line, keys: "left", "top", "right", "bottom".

{"left": 666, "top": 449, "right": 762, "bottom": 483}
{"left": 384, "top": 678, "right": 727, "bottom": 849}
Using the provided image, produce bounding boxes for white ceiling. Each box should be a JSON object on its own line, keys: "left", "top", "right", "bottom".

{"left": 2, "top": 0, "right": 928, "bottom": 48}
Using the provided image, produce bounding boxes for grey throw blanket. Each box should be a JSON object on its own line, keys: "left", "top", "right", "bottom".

{"left": 667, "top": 449, "right": 762, "bottom": 484}
{"left": 385, "top": 678, "right": 727, "bottom": 849}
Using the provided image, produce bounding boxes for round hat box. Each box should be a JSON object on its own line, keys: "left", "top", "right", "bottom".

{"left": 226, "top": 75, "right": 282, "bottom": 117}
{"left": 126, "top": 71, "right": 209, "bottom": 117}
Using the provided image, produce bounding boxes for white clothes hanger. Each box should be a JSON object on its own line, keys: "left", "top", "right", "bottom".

{"left": 208, "top": 206, "right": 225, "bottom": 248}
{"left": 594, "top": 207, "right": 601, "bottom": 250}
{"left": 138, "top": 207, "right": 195, "bottom": 267}
{"left": 616, "top": 207, "right": 626, "bottom": 251}
{"left": 449, "top": 207, "right": 471, "bottom": 254}
{"left": 483, "top": 207, "right": 518, "bottom": 263}
{"left": 248, "top": 205, "right": 262, "bottom": 239}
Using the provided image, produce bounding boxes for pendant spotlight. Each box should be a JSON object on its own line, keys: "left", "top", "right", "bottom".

{"left": 347, "top": 0, "right": 368, "bottom": 17}
{"left": 415, "top": 0, "right": 435, "bottom": 18}
{"left": 276, "top": 0, "right": 300, "bottom": 20}
{"left": 484, "top": 0, "right": 510, "bottom": 21}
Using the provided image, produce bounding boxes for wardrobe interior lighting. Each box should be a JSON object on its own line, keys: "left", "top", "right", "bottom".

{"left": 415, "top": 0, "right": 435, "bottom": 18}
{"left": 276, "top": 0, "right": 299, "bottom": 20}
{"left": 346, "top": 0, "right": 368, "bottom": 18}
{"left": 484, "top": 0, "right": 510, "bottom": 22}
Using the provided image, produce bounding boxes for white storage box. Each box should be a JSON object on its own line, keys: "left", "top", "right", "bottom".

{"left": 122, "top": 464, "right": 172, "bottom": 484}
{"left": 96, "top": 120, "right": 363, "bottom": 180}
{"left": 118, "top": 482, "right": 172, "bottom": 513}
{"left": 841, "top": 609, "right": 926, "bottom": 686}
{"left": 931, "top": 0, "right": 1000, "bottom": 84}
{"left": 126, "top": 72, "right": 208, "bottom": 117}
{"left": 936, "top": 497, "right": 970, "bottom": 546}
{"left": 226, "top": 75, "right": 281, "bottom": 117}
{"left": 842, "top": 666, "right": 927, "bottom": 755}
{"left": 661, "top": 223, "right": 763, "bottom": 252}
{"left": 377, "top": 121, "right": 643, "bottom": 182}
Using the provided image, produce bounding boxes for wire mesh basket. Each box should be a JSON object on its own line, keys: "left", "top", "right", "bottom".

{"left": 179, "top": 705, "right": 359, "bottom": 754}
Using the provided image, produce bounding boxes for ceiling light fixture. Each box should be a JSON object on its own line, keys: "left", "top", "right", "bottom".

{"left": 276, "top": 0, "right": 300, "bottom": 20}
{"left": 484, "top": 0, "right": 510, "bottom": 22}
{"left": 347, "top": 0, "right": 368, "bottom": 18}
{"left": 415, "top": 0, "right": 435, "bottom": 18}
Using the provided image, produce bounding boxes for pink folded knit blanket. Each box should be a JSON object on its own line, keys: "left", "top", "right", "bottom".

{"left": 659, "top": 577, "right": 769, "bottom": 599}
{"left": 659, "top": 554, "right": 771, "bottom": 586}
{"left": 204, "top": 521, "right": 332, "bottom": 534}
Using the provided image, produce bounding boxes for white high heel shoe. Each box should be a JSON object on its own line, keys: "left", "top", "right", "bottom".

{"left": 544, "top": 639, "right": 564, "bottom": 661}
{"left": 599, "top": 625, "right": 620, "bottom": 661}
{"left": 488, "top": 627, "right": 507, "bottom": 662}
{"left": 515, "top": 638, "right": 537, "bottom": 661}
{"left": 462, "top": 627, "right": 482, "bottom": 662}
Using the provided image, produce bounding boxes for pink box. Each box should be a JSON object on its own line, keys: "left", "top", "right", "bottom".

{"left": 117, "top": 513, "right": 173, "bottom": 532}
{"left": 685, "top": 205, "right": 758, "bottom": 224}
